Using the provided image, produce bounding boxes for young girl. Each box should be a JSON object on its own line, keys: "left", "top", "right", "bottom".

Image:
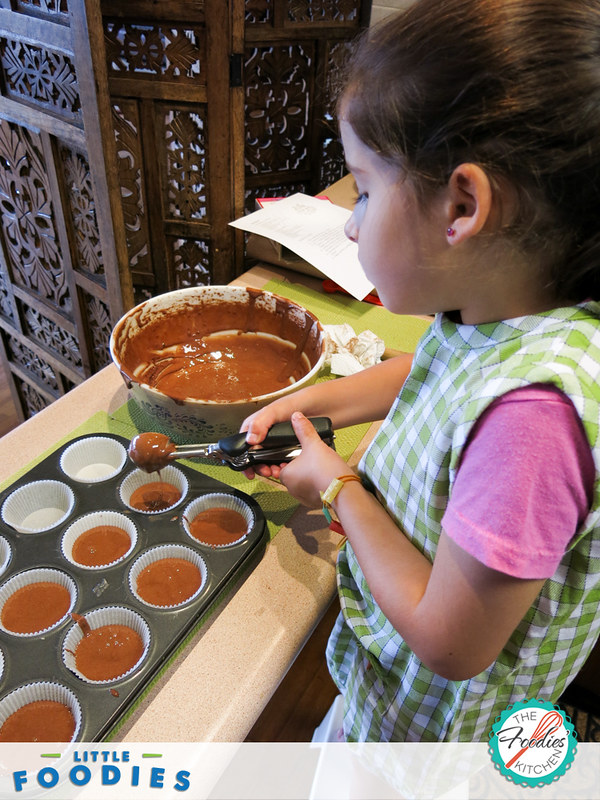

{"left": 242, "top": 0, "right": 600, "bottom": 742}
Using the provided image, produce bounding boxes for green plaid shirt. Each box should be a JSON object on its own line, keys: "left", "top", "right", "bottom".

{"left": 326, "top": 304, "right": 600, "bottom": 742}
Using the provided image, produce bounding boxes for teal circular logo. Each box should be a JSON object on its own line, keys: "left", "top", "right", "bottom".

{"left": 489, "top": 698, "right": 577, "bottom": 787}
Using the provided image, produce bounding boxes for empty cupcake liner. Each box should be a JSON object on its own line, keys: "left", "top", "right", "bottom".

{"left": 0, "top": 568, "right": 77, "bottom": 637}
{"left": 60, "top": 436, "right": 127, "bottom": 483}
{"left": 0, "top": 681, "right": 82, "bottom": 742}
{"left": 129, "top": 544, "right": 208, "bottom": 609}
{"left": 119, "top": 465, "right": 188, "bottom": 514}
{"left": 0, "top": 480, "right": 75, "bottom": 534}
{"left": 61, "top": 510, "right": 138, "bottom": 570}
{"left": 62, "top": 605, "right": 151, "bottom": 685}
{"left": 0, "top": 537, "right": 11, "bottom": 577}
{"left": 182, "top": 492, "right": 253, "bottom": 548}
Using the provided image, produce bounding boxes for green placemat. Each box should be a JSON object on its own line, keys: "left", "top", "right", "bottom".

{"left": 262, "top": 278, "right": 432, "bottom": 352}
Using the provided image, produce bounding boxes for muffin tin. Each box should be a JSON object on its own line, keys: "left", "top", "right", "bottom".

{"left": 0, "top": 433, "right": 267, "bottom": 741}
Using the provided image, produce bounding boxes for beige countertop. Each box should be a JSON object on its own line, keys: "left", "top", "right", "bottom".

{"left": 0, "top": 264, "right": 375, "bottom": 743}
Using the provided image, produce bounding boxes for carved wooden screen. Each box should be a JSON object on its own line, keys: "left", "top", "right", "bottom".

{"left": 243, "top": 0, "right": 372, "bottom": 210}
{"left": 101, "top": 0, "right": 240, "bottom": 302}
{"left": 0, "top": 0, "right": 131, "bottom": 422}
{"left": 99, "top": 0, "right": 371, "bottom": 301}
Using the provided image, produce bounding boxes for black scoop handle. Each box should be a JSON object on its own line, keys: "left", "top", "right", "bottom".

{"left": 217, "top": 417, "right": 334, "bottom": 458}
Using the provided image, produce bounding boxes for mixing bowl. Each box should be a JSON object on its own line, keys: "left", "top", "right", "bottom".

{"left": 109, "top": 285, "right": 325, "bottom": 443}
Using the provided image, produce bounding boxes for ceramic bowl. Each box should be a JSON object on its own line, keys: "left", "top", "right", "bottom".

{"left": 109, "top": 285, "right": 325, "bottom": 443}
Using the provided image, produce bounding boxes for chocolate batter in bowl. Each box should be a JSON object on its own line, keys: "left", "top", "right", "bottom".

{"left": 110, "top": 286, "right": 326, "bottom": 443}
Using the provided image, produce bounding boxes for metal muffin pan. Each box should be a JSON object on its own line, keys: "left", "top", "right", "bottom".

{"left": 0, "top": 433, "right": 267, "bottom": 741}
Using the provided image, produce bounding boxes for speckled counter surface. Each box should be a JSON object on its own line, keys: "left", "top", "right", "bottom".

{"left": 0, "top": 266, "right": 375, "bottom": 743}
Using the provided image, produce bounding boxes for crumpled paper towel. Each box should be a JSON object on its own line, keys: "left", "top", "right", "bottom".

{"left": 323, "top": 323, "right": 386, "bottom": 376}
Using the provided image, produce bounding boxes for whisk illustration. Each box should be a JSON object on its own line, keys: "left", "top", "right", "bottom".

{"left": 504, "top": 709, "right": 564, "bottom": 769}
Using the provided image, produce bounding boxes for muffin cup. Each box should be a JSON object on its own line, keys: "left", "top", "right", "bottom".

{"left": 0, "top": 568, "right": 77, "bottom": 637}
{"left": 1, "top": 480, "right": 75, "bottom": 534}
{"left": 119, "top": 466, "right": 188, "bottom": 514}
{"left": 62, "top": 606, "right": 151, "bottom": 684}
{"left": 0, "top": 537, "right": 11, "bottom": 577}
{"left": 61, "top": 511, "right": 138, "bottom": 570}
{"left": 182, "top": 492, "right": 253, "bottom": 548}
{"left": 129, "top": 544, "right": 207, "bottom": 609}
{"left": 60, "top": 436, "right": 127, "bottom": 483}
{"left": 0, "top": 681, "right": 82, "bottom": 742}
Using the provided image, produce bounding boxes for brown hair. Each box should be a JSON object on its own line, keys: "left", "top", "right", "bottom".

{"left": 341, "top": 0, "right": 600, "bottom": 301}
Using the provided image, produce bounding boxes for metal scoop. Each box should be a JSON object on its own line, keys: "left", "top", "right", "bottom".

{"left": 128, "top": 417, "right": 335, "bottom": 472}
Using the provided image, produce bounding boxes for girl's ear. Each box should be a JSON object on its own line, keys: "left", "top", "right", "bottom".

{"left": 446, "top": 163, "right": 493, "bottom": 244}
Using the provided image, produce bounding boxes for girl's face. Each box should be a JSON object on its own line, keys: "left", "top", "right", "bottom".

{"left": 341, "top": 119, "right": 452, "bottom": 316}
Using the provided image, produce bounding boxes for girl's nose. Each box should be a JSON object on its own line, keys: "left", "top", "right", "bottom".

{"left": 344, "top": 212, "right": 358, "bottom": 242}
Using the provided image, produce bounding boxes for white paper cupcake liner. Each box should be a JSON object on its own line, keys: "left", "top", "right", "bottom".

{"left": 182, "top": 492, "right": 253, "bottom": 548}
{"left": 60, "top": 436, "right": 127, "bottom": 483}
{"left": 119, "top": 466, "right": 188, "bottom": 514}
{"left": 62, "top": 605, "right": 151, "bottom": 684}
{"left": 61, "top": 511, "right": 138, "bottom": 570}
{"left": 0, "top": 681, "right": 82, "bottom": 742}
{"left": 1, "top": 480, "right": 75, "bottom": 534}
{"left": 0, "top": 647, "right": 4, "bottom": 684}
{"left": 0, "top": 568, "right": 77, "bottom": 637}
{"left": 0, "top": 537, "right": 11, "bottom": 577}
{"left": 129, "top": 544, "right": 207, "bottom": 609}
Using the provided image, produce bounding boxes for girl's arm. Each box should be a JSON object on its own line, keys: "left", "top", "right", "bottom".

{"left": 280, "top": 412, "right": 545, "bottom": 681}
{"left": 335, "top": 488, "right": 545, "bottom": 680}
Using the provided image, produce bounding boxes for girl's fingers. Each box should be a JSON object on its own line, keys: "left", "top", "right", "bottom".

{"left": 290, "top": 411, "right": 319, "bottom": 443}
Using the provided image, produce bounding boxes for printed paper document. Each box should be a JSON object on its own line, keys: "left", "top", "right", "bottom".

{"left": 229, "top": 193, "right": 374, "bottom": 300}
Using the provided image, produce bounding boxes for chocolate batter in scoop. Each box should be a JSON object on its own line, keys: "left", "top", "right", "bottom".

{"left": 128, "top": 432, "right": 175, "bottom": 473}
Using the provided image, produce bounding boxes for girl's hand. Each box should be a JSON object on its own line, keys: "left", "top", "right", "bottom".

{"left": 239, "top": 403, "right": 290, "bottom": 480}
{"left": 277, "top": 411, "right": 350, "bottom": 508}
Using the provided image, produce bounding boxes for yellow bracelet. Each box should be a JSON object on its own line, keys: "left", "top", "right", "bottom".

{"left": 320, "top": 474, "right": 361, "bottom": 524}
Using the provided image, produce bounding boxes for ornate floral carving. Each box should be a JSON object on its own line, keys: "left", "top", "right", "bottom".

{"left": 319, "top": 136, "right": 346, "bottom": 189}
{"left": 1, "top": 39, "right": 80, "bottom": 119}
{"left": 0, "top": 121, "right": 69, "bottom": 310}
{"left": 85, "top": 293, "right": 112, "bottom": 371}
{"left": 324, "top": 40, "right": 351, "bottom": 118}
{"left": 245, "top": 44, "right": 312, "bottom": 175}
{"left": 104, "top": 23, "right": 204, "bottom": 81}
{"left": 61, "top": 147, "right": 104, "bottom": 280}
{"left": 17, "top": 0, "right": 68, "bottom": 18}
{"left": 287, "top": 0, "right": 360, "bottom": 23}
{"left": 165, "top": 110, "right": 207, "bottom": 220}
{"left": 18, "top": 376, "right": 51, "bottom": 415}
{"left": 173, "top": 238, "right": 211, "bottom": 288}
{"left": 7, "top": 336, "right": 59, "bottom": 392}
{"left": 112, "top": 103, "right": 151, "bottom": 275}
{"left": 134, "top": 286, "right": 154, "bottom": 306}
{"left": 0, "top": 269, "right": 14, "bottom": 322}
{"left": 22, "top": 303, "right": 82, "bottom": 371}
{"left": 245, "top": 0, "right": 271, "bottom": 23}
{"left": 244, "top": 181, "right": 309, "bottom": 213}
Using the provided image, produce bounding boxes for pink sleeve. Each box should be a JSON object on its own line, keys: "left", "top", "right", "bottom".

{"left": 441, "top": 384, "right": 595, "bottom": 579}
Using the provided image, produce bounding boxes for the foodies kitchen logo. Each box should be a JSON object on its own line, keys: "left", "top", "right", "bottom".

{"left": 489, "top": 698, "right": 577, "bottom": 787}
{"left": 11, "top": 749, "right": 191, "bottom": 794}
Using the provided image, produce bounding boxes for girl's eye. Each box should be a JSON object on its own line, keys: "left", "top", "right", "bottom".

{"left": 354, "top": 192, "right": 368, "bottom": 206}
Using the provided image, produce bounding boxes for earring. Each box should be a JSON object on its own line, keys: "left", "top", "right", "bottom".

{"left": 447, "top": 227, "right": 456, "bottom": 237}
